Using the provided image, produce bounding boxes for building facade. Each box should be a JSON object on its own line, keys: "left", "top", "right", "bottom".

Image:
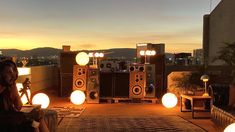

{"left": 203, "top": 0, "right": 235, "bottom": 65}
{"left": 193, "top": 49, "right": 203, "bottom": 65}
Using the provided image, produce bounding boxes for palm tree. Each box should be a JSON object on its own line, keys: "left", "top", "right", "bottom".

{"left": 213, "top": 42, "right": 235, "bottom": 65}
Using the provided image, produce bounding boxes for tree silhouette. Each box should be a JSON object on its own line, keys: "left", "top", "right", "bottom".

{"left": 213, "top": 42, "right": 235, "bottom": 65}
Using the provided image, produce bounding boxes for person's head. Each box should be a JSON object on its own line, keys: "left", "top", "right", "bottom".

{"left": 0, "top": 60, "right": 18, "bottom": 87}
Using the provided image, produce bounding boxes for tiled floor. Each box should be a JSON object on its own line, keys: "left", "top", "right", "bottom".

{"left": 44, "top": 89, "right": 223, "bottom": 132}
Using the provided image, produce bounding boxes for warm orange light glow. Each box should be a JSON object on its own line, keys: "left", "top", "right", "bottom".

{"left": 224, "top": 123, "right": 235, "bottom": 132}
{"left": 70, "top": 90, "right": 86, "bottom": 105}
{"left": 75, "top": 52, "right": 89, "bottom": 66}
{"left": 16, "top": 83, "right": 31, "bottom": 105}
{"left": 17, "top": 68, "right": 31, "bottom": 76}
{"left": 162, "top": 93, "right": 178, "bottom": 108}
{"left": 32, "top": 93, "right": 50, "bottom": 108}
{"left": 200, "top": 75, "right": 209, "bottom": 82}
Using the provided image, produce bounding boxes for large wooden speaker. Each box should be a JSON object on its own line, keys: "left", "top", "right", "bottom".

{"left": 59, "top": 51, "right": 77, "bottom": 97}
{"left": 86, "top": 68, "right": 100, "bottom": 103}
{"left": 114, "top": 72, "right": 129, "bottom": 97}
{"left": 60, "top": 74, "right": 73, "bottom": 97}
{"left": 129, "top": 71, "right": 146, "bottom": 99}
{"left": 60, "top": 52, "right": 78, "bottom": 74}
{"left": 100, "top": 72, "right": 114, "bottom": 97}
{"left": 73, "top": 65, "right": 87, "bottom": 91}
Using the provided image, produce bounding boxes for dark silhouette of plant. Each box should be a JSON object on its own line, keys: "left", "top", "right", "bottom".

{"left": 213, "top": 42, "right": 235, "bottom": 65}
{"left": 171, "top": 72, "right": 201, "bottom": 93}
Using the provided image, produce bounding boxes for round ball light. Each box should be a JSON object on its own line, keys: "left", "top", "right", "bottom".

{"left": 99, "top": 53, "right": 104, "bottom": 58}
{"left": 94, "top": 52, "right": 100, "bottom": 57}
{"left": 145, "top": 50, "right": 152, "bottom": 56}
{"left": 140, "top": 50, "right": 145, "bottom": 56}
{"left": 151, "top": 50, "right": 156, "bottom": 55}
{"left": 162, "top": 93, "right": 178, "bottom": 108}
{"left": 70, "top": 90, "right": 86, "bottom": 105}
{"left": 32, "top": 93, "right": 50, "bottom": 108}
{"left": 75, "top": 52, "right": 89, "bottom": 66}
{"left": 224, "top": 123, "right": 235, "bottom": 132}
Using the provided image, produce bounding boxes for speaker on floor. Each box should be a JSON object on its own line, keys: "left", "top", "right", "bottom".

{"left": 86, "top": 68, "right": 100, "bottom": 103}
{"left": 73, "top": 65, "right": 87, "bottom": 91}
{"left": 129, "top": 71, "right": 146, "bottom": 99}
{"left": 144, "top": 64, "right": 156, "bottom": 98}
{"left": 59, "top": 51, "right": 78, "bottom": 97}
{"left": 99, "top": 72, "right": 114, "bottom": 97}
{"left": 114, "top": 72, "right": 129, "bottom": 97}
{"left": 59, "top": 74, "right": 73, "bottom": 97}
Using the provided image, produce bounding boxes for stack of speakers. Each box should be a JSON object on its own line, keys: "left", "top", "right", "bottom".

{"left": 73, "top": 65, "right": 100, "bottom": 103}
{"left": 99, "top": 72, "right": 129, "bottom": 98}
{"left": 59, "top": 51, "right": 77, "bottom": 97}
{"left": 140, "top": 54, "right": 165, "bottom": 98}
{"left": 86, "top": 68, "right": 100, "bottom": 103}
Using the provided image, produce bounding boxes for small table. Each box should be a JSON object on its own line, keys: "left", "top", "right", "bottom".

{"left": 180, "top": 94, "right": 212, "bottom": 119}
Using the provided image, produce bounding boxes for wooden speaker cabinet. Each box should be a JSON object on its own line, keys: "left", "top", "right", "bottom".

{"left": 86, "top": 68, "right": 100, "bottom": 103}
{"left": 73, "top": 65, "right": 87, "bottom": 91}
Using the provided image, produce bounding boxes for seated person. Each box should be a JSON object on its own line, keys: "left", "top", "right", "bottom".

{"left": 0, "top": 60, "right": 49, "bottom": 132}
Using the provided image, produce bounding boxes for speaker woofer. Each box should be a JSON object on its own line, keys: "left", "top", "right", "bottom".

{"left": 132, "top": 85, "right": 142, "bottom": 95}
{"left": 89, "top": 91, "right": 98, "bottom": 100}
{"left": 75, "top": 78, "right": 85, "bottom": 88}
{"left": 129, "top": 66, "right": 134, "bottom": 71}
{"left": 139, "top": 66, "right": 144, "bottom": 72}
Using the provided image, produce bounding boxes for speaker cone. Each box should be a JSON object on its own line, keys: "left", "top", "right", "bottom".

{"left": 75, "top": 78, "right": 84, "bottom": 88}
{"left": 132, "top": 85, "right": 142, "bottom": 95}
{"left": 89, "top": 91, "right": 98, "bottom": 100}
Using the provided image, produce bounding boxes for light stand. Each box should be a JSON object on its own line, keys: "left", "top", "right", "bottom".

{"left": 140, "top": 50, "right": 156, "bottom": 64}
{"left": 200, "top": 74, "right": 209, "bottom": 96}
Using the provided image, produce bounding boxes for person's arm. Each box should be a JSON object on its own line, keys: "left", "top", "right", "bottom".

{"left": 11, "top": 84, "right": 22, "bottom": 111}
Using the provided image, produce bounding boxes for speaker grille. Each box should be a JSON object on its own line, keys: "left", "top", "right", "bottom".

{"left": 73, "top": 65, "right": 87, "bottom": 91}
{"left": 86, "top": 68, "right": 100, "bottom": 103}
{"left": 129, "top": 71, "right": 146, "bottom": 98}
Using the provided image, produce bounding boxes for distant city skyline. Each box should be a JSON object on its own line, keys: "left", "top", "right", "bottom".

{"left": 0, "top": 0, "right": 220, "bottom": 53}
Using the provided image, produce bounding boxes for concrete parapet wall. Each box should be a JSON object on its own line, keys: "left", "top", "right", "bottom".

{"left": 30, "top": 65, "right": 59, "bottom": 93}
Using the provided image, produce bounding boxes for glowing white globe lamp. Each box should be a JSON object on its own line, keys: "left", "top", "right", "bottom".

{"left": 88, "top": 52, "right": 94, "bottom": 57}
{"left": 151, "top": 50, "right": 156, "bottom": 55}
{"left": 32, "top": 93, "right": 50, "bottom": 108}
{"left": 16, "top": 83, "right": 31, "bottom": 105}
{"left": 70, "top": 90, "right": 86, "bottom": 105}
{"left": 94, "top": 52, "right": 100, "bottom": 57}
{"left": 224, "top": 123, "right": 235, "bottom": 132}
{"left": 145, "top": 50, "right": 151, "bottom": 56}
{"left": 99, "top": 53, "right": 104, "bottom": 58}
{"left": 140, "top": 50, "right": 145, "bottom": 56}
{"left": 75, "top": 52, "right": 89, "bottom": 66}
{"left": 162, "top": 93, "right": 178, "bottom": 108}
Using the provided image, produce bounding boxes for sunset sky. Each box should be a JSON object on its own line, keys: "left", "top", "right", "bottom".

{"left": 0, "top": 0, "right": 220, "bottom": 53}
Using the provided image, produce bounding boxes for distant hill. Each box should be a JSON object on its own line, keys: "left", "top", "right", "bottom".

{"left": 0, "top": 47, "right": 61, "bottom": 58}
{"left": 0, "top": 47, "right": 136, "bottom": 59}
